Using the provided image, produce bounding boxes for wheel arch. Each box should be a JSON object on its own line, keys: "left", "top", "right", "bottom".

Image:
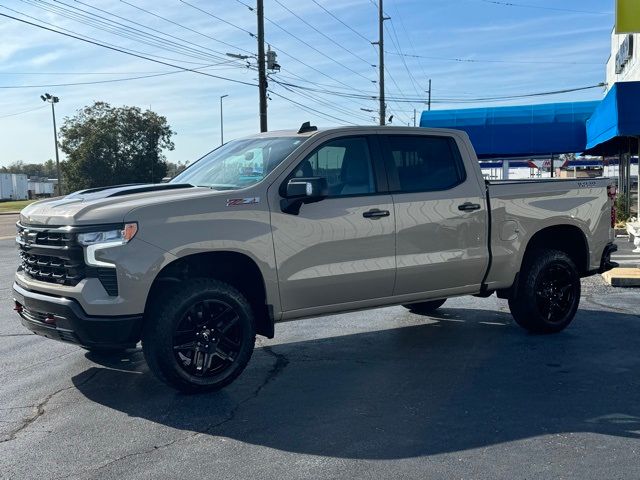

{"left": 145, "top": 251, "right": 274, "bottom": 338}
{"left": 521, "top": 224, "right": 589, "bottom": 275}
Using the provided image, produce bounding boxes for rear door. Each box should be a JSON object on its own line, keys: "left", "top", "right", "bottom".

{"left": 270, "top": 135, "right": 396, "bottom": 313}
{"left": 381, "top": 133, "right": 489, "bottom": 297}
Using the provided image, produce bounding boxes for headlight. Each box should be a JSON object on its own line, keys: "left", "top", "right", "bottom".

{"left": 78, "top": 223, "right": 138, "bottom": 246}
{"left": 79, "top": 223, "right": 138, "bottom": 268}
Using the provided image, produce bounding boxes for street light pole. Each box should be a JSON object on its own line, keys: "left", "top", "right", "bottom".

{"left": 40, "top": 93, "right": 62, "bottom": 195}
{"left": 220, "top": 94, "right": 229, "bottom": 145}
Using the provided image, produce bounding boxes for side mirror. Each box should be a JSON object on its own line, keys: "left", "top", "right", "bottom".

{"left": 281, "top": 177, "right": 328, "bottom": 214}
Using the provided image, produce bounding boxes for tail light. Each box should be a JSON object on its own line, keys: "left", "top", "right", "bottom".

{"left": 608, "top": 185, "right": 617, "bottom": 228}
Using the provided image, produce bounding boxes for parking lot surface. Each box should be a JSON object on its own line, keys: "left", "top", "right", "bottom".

{"left": 1, "top": 235, "right": 639, "bottom": 480}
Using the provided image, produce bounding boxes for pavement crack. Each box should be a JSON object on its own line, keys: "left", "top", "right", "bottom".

{"left": 60, "top": 345, "right": 290, "bottom": 478}
{"left": 0, "top": 369, "right": 100, "bottom": 444}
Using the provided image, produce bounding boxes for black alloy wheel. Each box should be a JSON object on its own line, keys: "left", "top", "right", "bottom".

{"left": 172, "top": 299, "right": 244, "bottom": 377}
{"left": 142, "top": 279, "right": 256, "bottom": 393}
{"left": 533, "top": 263, "right": 576, "bottom": 324}
{"left": 509, "top": 249, "right": 581, "bottom": 334}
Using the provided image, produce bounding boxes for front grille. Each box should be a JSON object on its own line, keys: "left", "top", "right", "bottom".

{"left": 17, "top": 223, "right": 119, "bottom": 296}
{"left": 17, "top": 225, "right": 85, "bottom": 286}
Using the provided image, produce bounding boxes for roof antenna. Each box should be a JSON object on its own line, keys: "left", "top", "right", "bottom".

{"left": 298, "top": 121, "right": 318, "bottom": 134}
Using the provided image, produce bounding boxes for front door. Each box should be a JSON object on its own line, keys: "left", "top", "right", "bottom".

{"left": 270, "top": 136, "right": 396, "bottom": 313}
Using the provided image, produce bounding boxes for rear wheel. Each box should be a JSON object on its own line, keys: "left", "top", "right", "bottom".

{"left": 142, "top": 279, "right": 256, "bottom": 393}
{"left": 403, "top": 299, "right": 447, "bottom": 315}
{"left": 509, "top": 249, "right": 580, "bottom": 334}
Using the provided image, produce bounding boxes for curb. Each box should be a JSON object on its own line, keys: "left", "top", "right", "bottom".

{"left": 0, "top": 212, "right": 20, "bottom": 216}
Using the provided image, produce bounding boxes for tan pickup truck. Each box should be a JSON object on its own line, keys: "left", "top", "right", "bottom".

{"left": 13, "top": 124, "right": 617, "bottom": 392}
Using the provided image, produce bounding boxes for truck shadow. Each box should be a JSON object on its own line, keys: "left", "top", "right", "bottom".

{"left": 74, "top": 307, "right": 640, "bottom": 459}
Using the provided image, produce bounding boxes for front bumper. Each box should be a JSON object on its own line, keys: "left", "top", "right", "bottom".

{"left": 13, "top": 283, "right": 142, "bottom": 349}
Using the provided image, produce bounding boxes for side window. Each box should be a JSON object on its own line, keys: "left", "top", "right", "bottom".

{"left": 290, "top": 137, "right": 376, "bottom": 196}
{"left": 386, "top": 135, "right": 466, "bottom": 192}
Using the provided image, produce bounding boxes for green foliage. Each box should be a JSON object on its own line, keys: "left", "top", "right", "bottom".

{"left": 615, "top": 193, "right": 631, "bottom": 223}
{"left": 165, "top": 160, "right": 189, "bottom": 179}
{"left": 1, "top": 159, "right": 57, "bottom": 178}
{"left": 59, "top": 102, "right": 174, "bottom": 192}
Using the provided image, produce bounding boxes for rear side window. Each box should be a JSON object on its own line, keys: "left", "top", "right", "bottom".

{"left": 385, "top": 135, "right": 466, "bottom": 192}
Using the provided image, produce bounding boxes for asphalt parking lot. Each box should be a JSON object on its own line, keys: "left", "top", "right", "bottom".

{"left": 1, "top": 231, "right": 639, "bottom": 480}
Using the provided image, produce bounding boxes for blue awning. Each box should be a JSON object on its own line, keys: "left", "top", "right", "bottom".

{"left": 586, "top": 81, "right": 640, "bottom": 152}
{"left": 420, "top": 102, "right": 599, "bottom": 159}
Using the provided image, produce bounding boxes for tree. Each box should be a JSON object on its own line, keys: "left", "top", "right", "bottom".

{"left": 59, "top": 102, "right": 174, "bottom": 192}
{"left": 165, "top": 160, "right": 189, "bottom": 179}
{"left": 0, "top": 160, "right": 56, "bottom": 178}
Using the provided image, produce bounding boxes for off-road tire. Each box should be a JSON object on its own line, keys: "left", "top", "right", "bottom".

{"left": 142, "top": 279, "right": 256, "bottom": 393}
{"left": 509, "top": 249, "right": 581, "bottom": 334}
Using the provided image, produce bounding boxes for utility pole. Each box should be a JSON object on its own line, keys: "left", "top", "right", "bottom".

{"left": 40, "top": 93, "right": 62, "bottom": 195}
{"left": 220, "top": 94, "right": 229, "bottom": 145}
{"left": 257, "top": 0, "right": 268, "bottom": 132}
{"left": 413, "top": 108, "right": 416, "bottom": 127}
{"left": 372, "top": 0, "right": 389, "bottom": 126}
{"left": 427, "top": 78, "right": 432, "bottom": 111}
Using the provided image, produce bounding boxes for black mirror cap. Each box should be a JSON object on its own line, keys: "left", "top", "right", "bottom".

{"left": 285, "top": 177, "right": 328, "bottom": 200}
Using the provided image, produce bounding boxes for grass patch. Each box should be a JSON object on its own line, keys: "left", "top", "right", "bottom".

{"left": 0, "top": 200, "right": 36, "bottom": 213}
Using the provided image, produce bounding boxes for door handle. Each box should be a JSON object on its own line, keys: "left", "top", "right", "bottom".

{"left": 363, "top": 209, "right": 390, "bottom": 219}
{"left": 458, "top": 202, "right": 481, "bottom": 212}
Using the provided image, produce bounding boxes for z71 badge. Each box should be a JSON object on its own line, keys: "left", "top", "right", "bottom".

{"left": 226, "top": 197, "right": 260, "bottom": 207}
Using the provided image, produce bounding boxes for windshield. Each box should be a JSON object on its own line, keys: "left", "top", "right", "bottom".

{"left": 171, "top": 136, "right": 305, "bottom": 190}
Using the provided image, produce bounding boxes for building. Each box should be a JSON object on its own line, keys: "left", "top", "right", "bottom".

{"left": 27, "top": 177, "right": 55, "bottom": 198}
{"left": 607, "top": 30, "right": 639, "bottom": 89}
{"left": 0, "top": 173, "right": 28, "bottom": 200}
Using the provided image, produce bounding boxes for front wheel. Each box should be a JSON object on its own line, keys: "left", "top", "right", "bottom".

{"left": 142, "top": 279, "right": 256, "bottom": 393}
{"left": 509, "top": 249, "right": 581, "bottom": 334}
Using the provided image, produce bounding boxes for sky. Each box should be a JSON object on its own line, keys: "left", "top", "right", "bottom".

{"left": 0, "top": 0, "right": 613, "bottom": 167}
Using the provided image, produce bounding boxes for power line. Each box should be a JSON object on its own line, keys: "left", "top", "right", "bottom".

{"left": 261, "top": 12, "right": 374, "bottom": 84}
{"left": 177, "top": 0, "right": 256, "bottom": 38}
{"left": 268, "top": 87, "right": 359, "bottom": 126}
{"left": 0, "top": 69, "right": 213, "bottom": 89}
{"left": 0, "top": 11, "right": 258, "bottom": 87}
{"left": 385, "top": 51, "right": 603, "bottom": 66}
{"left": 310, "top": 0, "right": 372, "bottom": 44}
{"left": 206, "top": 1, "right": 373, "bottom": 95}
{"left": 474, "top": 0, "right": 610, "bottom": 15}
{"left": 5, "top": 3, "right": 221, "bottom": 66}
{"left": 119, "top": 0, "right": 255, "bottom": 56}
{"left": 19, "top": 0, "right": 231, "bottom": 64}
{"left": 272, "top": 79, "right": 605, "bottom": 103}
{"left": 72, "top": 0, "right": 249, "bottom": 63}
{"left": 0, "top": 65, "right": 239, "bottom": 75}
{"left": 388, "top": 0, "right": 430, "bottom": 85}
{"left": 272, "top": 0, "right": 375, "bottom": 70}
{"left": 0, "top": 105, "right": 47, "bottom": 119}
{"left": 274, "top": 81, "right": 374, "bottom": 123}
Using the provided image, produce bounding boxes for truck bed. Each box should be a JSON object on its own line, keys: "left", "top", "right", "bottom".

{"left": 483, "top": 177, "right": 614, "bottom": 290}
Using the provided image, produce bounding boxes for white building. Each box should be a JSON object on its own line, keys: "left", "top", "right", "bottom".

{"left": 606, "top": 29, "right": 640, "bottom": 89}
{"left": 0, "top": 174, "right": 28, "bottom": 200}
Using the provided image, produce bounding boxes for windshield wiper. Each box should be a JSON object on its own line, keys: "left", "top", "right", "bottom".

{"left": 197, "top": 184, "right": 239, "bottom": 191}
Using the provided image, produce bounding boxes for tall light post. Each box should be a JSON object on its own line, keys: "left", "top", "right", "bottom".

{"left": 40, "top": 93, "right": 63, "bottom": 195}
{"left": 220, "top": 94, "right": 229, "bottom": 145}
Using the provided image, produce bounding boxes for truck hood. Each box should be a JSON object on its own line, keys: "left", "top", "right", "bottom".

{"left": 20, "top": 183, "right": 209, "bottom": 226}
